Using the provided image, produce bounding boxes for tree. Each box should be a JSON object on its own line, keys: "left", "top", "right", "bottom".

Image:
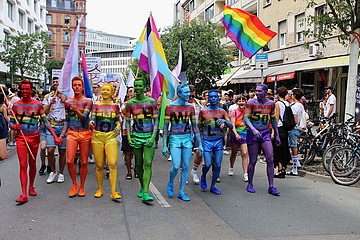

{"left": 0, "top": 32, "right": 49, "bottom": 81}
{"left": 160, "top": 20, "right": 232, "bottom": 94}
{"left": 44, "top": 59, "right": 64, "bottom": 79}
{"left": 302, "top": 0, "right": 360, "bottom": 120}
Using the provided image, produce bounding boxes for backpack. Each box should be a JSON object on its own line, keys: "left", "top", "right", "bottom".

{"left": 279, "top": 100, "right": 296, "bottom": 131}
{"left": 298, "top": 110, "right": 309, "bottom": 132}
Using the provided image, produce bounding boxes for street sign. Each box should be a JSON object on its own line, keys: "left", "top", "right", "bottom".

{"left": 255, "top": 53, "right": 268, "bottom": 69}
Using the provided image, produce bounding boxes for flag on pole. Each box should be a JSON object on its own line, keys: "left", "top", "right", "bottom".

{"left": 132, "top": 13, "right": 175, "bottom": 100}
{"left": 172, "top": 41, "right": 187, "bottom": 84}
{"left": 58, "top": 16, "right": 83, "bottom": 98}
{"left": 81, "top": 52, "right": 93, "bottom": 99}
{"left": 221, "top": 6, "right": 276, "bottom": 58}
{"left": 127, "top": 68, "right": 136, "bottom": 87}
{"left": 118, "top": 76, "right": 127, "bottom": 104}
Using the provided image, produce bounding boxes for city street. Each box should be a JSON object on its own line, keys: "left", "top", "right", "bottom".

{"left": 1, "top": 142, "right": 360, "bottom": 240}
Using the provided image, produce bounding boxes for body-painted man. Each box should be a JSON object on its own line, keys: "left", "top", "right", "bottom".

{"left": 125, "top": 78, "right": 158, "bottom": 203}
{"left": 198, "top": 89, "right": 233, "bottom": 195}
{"left": 89, "top": 83, "right": 121, "bottom": 200}
{"left": 10, "top": 80, "right": 59, "bottom": 203}
{"left": 162, "top": 83, "right": 203, "bottom": 201}
{"left": 59, "top": 76, "right": 93, "bottom": 197}
{"left": 243, "top": 84, "right": 281, "bottom": 196}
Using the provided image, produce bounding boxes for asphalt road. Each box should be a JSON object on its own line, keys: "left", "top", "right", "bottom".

{"left": 1, "top": 142, "right": 360, "bottom": 240}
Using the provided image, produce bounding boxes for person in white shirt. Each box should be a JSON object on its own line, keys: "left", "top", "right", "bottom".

{"left": 324, "top": 86, "right": 336, "bottom": 119}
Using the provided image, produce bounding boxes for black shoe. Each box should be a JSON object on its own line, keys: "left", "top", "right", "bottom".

{"left": 39, "top": 164, "right": 46, "bottom": 175}
{"left": 47, "top": 165, "right": 52, "bottom": 174}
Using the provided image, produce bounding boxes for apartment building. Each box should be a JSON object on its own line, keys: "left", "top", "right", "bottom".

{"left": 91, "top": 49, "right": 134, "bottom": 75}
{"left": 0, "top": 0, "right": 48, "bottom": 84}
{"left": 46, "top": 0, "right": 86, "bottom": 60}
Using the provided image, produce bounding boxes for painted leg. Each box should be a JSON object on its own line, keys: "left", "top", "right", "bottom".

{"left": 78, "top": 140, "right": 91, "bottom": 196}
{"left": 142, "top": 146, "right": 155, "bottom": 202}
{"left": 168, "top": 147, "right": 181, "bottom": 197}
{"left": 66, "top": 139, "right": 79, "bottom": 197}
{"left": 17, "top": 143, "right": 29, "bottom": 197}
{"left": 92, "top": 142, "right": 105, "bottom": 198}
{"left": 262, "top": 141, "right": 280, "bottom": 196}
{"left": 105, "top": 140, "right": 121, "bottom": 200}
{"left": 133, "top": 148, "right": 144, "bottom": 191}
{"left": 28, "top": 144, "right": 39, "bottom": 195}
{"left": 201, "top": 151, "right": 212, "bottom": 190}
{"left": 246, "top": 143, "right": 259, "bottom": 193}
{"left": 210, "top": 150, "right": 222, "bottom": 195}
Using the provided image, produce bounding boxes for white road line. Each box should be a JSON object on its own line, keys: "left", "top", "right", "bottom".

{"left": 149, "top": 182, "right": 171, "bottom": 208}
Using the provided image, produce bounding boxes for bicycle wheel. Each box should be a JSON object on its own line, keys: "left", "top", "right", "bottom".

{"left": 298, "top": 136, "right": 311, "bottom": 164}
{"left": 322, "top": 144, "right": 343, "bottom": 173}
{"left": 329, "top": 148, "right": 360, "bottom": 186}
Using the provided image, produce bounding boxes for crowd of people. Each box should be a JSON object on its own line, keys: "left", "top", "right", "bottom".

{"left": 0, "top": 76, "right": 338, "bottom": 204}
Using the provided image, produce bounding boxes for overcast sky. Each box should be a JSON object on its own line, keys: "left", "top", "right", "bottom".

{"left": 86, "top": 0, "right": 176, "bottom": 38}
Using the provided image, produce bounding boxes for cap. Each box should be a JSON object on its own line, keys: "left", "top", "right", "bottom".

{"left": 325, "top": 86, "right": 334, "bottom": 91}
{"left": 9, "top": 92, "right": 15, "bottom": 98}
{"left": 267, "top": 89, "right": 273, "bottom": 95}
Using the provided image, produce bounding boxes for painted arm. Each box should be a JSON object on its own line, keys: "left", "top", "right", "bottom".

{"left": 145, "top": 101, "right": 158, "bottom": 148}
{"left": 162, "top": 106, "right": 170, "bottom": 157}
{"left": 89, "top": 104, "right": 97, "bottom": 129}
{"left": 125, "top": 103, "right": 135, "bottom": 147}
{"left": 244, "top": 103, "right": 260, "bottom": 137}
{"left": 191, "top": 107, "right": 203, "bottom": 156}
{"left": 9, "top": 106, "right": 21, "bottom": 130}
{"left": 113, "top": 105, "right": 121, "bottom": 136}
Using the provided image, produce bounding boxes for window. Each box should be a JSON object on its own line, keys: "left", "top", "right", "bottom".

{"left": 264, "top": 0, "right": 271, "bottom": 6}
{"left": 175, "top": 2, "right": 180, "bottom": 22}
{"left": 47, "top": 47, "right": 53, "bottom": 58}
{"left": 79, "top": 32, "right": 84, "bottom": 42}
{"left": 227, "top": 0, "right": 239, "bottom": 5}
{"left": 51, "top": 0, "right": 57, "bottom": 7}
{"left": 35, "top": 26, "right": 39, "bottom": 33}
{"left": 64, "top": 32, "right": 70, "bottom": 42}
{"left": 64, "top": 16, "right": 70, "bottom": 25}
{"left": 205, "top": 4, "right": 214, "bottom": 20}
{"left": 28, "top": 19, "right": 33, "bottom": 33}
{"left": 7, "top": 0, "right": 14, "bottom": 21}
{"left": 64, "top": 48, "right": 69, "bottom": 58}
{"left": 47, "top": 30, "right": 53, "bottom": 40}
{"left": 33, "top": 0, "right": 37, "bottom": 13}
{"left": 316, "top": 5, "right": 327, "bottom": 35}
{"left": 3, "top": 31, "right": 9, "bottom": 50}
{"left": 278, "top": 20, "right": 286, "bottom": 47}
{"left": 65, "top": 0, "right": 71, "bottom": 9}
{"left": 295, "top": 14, "right": 305, "bottom": 43}
{"left": 46, "top": 14, "right": 52, "bottom": 24}
{"left": 40, "top": 8, "right": 43, "bottom": 20}
{"left": 19, "top": 11, "right": 24, "bottom": 29}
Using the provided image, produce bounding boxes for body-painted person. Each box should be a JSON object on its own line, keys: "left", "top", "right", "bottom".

{"left": 162, "top": 83, "right": 203, "bottom": 201}
{"left": 89, "top": 83, "right": 121, "bottom": 200}
{"left": 198, "top": 89, "right": 233, "bottom": 195}
{"left": 125, "top": 78, "right": 158, "bottom": 203}
{"left": 58, "top": 76, "right": 93, "bottom": 198}
{"left": 10, "top": 80, "right": 59, "bottom": 203}
{"left": 243, "top": 84, "right": 281, "bottom": 196}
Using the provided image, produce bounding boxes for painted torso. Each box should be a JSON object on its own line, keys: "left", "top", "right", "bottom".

{"left": 64, "top": 98, "right": 93, "bottom": 130}
{"left": 126, "top": 97, "right": 158, "bottom": 133}
{"left": 165, "top": 104, "right": 197, "bottom": 135}
{"left": 245, "top": 98, "right": 275, "bottom": 131}
{"left": 199, "top": 107, "right": 230, "bottom": 141}
{"left": 91, "top": 103, "right": 120, "bottom": 132}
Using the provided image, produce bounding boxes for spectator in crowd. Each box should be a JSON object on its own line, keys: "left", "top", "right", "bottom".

{"left": 324, "top": 86, "right": 336, "bottom": 119}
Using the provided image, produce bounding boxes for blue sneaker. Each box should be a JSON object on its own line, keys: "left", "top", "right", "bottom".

{"left": 268, "top": 187, "right": 280, "bottom": 196}
{"left": 210, "top": 187, "right": 221, "bottom": 195}
{"left": 177, "top": 192, "right": 190, "bottom": 201}
{"left": 167, "top": 181, "right": 174, "bottom": 197}
{"left": 200, "top": 176, "right": 207, "bottom": 190}
{"left": 246, "top": 184, "right": 256, "bottom": 193}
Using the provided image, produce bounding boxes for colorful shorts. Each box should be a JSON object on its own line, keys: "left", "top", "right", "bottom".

{"left": 67, "top": 130, "right": 91, "bottom": 143}
{"left": 202, "top": 138, "right": 223, "bottom": 152}
{"left": 246, "top": 129, "right": 271, "bottom": 145}
{"left": 92, "top": 130, "right": 117, "bottom": 146}
{"left": 229, "top": 131, "right": 247, "bottom": 145}
{"left": 169, "top": 133, "right": 192, "bottom": 149}
{"left": 132, "top": 131, "right": 155, "bottom": 149}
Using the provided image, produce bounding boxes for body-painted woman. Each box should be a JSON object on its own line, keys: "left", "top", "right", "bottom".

{"left": 10, "top": 80, "right": 59, "bottom": 203}
{"left": 162, "top": 83, "right": 203, "bottom": 201}
{"left": 90, "top": 83, "right": 121, "bottom": 200}
{"left": 243, "top": 84, "right": 281, "bottom": 196}
{"left": 125, "top": 78, "right": 158, "bottom": 203}
{"left": 59, "top": 76, "right": 93, "bottom": 198}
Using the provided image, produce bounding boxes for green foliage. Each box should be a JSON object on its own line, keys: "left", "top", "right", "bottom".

{"left": 0, "top": 32, "right": 49, "bottom": 79}
{"left": 44, "top": 59, "right": 64, "bottom": 78}
{"left": 302, "top": 0, "right": 360, "bottom": 47}
{"left": 161, "top": 20, "right": 231, "bottom": 94}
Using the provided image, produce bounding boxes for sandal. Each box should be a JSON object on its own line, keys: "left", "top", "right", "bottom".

{"left": 126, "top": 173, "right": 132, "bottom": 180}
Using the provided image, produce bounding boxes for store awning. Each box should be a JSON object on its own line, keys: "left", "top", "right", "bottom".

{"left": 266, "top": 61, "right": 310, "bottom": 83}
{"left": 296, "top": 55, "right": 360, "bottom": 71}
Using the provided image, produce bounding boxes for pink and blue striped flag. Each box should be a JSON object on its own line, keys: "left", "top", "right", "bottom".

{"left": 81, "top": 52, "right": 93, "bottom": 99}
{"left": 59, "top": 17, "right": 83, "bottom": 98}
{"left": 132, "top": 13, "right": 175, "bottom": 100}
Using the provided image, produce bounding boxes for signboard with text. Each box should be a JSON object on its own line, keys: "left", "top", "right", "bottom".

{"left": 255, "top": 53, "right": 268, "bottom": 69}
{"left": 86, "top": 57, "right": 101, "bottom": 84}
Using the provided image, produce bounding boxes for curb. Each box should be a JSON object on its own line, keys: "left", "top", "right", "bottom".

{"left": 298, "top": 169, "right": 360, "bottom": 188}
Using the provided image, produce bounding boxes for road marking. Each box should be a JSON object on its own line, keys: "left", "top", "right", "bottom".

{"left": 149, "top": 182, "right": 171, "bottom": 208}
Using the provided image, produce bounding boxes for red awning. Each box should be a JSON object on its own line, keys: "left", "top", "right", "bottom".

{"left": 266, "top": 72, "right": 295, "bottom": 83}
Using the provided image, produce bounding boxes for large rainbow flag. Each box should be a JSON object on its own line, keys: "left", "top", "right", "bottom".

{"left": 132, "top": 13, "right": 175, "bottom": 100}
{"left": 222, "top": 5, "right": 276, "bottom": 58}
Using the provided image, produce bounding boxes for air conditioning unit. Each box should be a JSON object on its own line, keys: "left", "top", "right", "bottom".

{"left": 309, "top": 43, "right": 321, "bottom": 57}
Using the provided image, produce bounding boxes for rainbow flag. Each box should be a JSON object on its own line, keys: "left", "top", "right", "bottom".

{"left": 132, "top": 13, "right": 175, "bottom": 100}
{"left": 81, "top": 52, "right": 93, "bottom": 99}
{"left": 59, "top": 16, "right": 83, "bottom": 98}
{"left": 222, "top": 6, "right": 276, "bottom": 58}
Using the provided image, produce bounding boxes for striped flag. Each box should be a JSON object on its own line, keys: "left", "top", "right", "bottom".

{"left": 81, "top": 52, "right": 93, "bottom": 99}
{"left": 127, "top": 68, "right": 135, "bottom": 87}
{"left": 117, "top": 76, "right": 127, "bottom": 104}
{"left": 222, "top": 6, "right": 276, "bottom": 58}
{"left": 132, "top": 13, "right": 175, "bottom": 100}
{"left": 59, "top": 16, "right": 83, "bottom": 98}
{"left": 172, "top": 41, "right": 187, "bottom": 84}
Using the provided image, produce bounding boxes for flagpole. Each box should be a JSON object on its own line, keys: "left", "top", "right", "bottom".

{"left": 218, "top": 57, "right": 251, "bottom": 89}
{"left": 135, "top": 67, "right": 139, "bottom": 78}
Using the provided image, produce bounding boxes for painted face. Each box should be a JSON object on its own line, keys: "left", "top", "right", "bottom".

{"left": 72, "top": 80, "right": 84, "bottom": 95}
{"left": 20, "top": 83, "right": 32, "bottom": 99}
{"left": 208, "top": 91, "right": 219, "bottom": 106}
{"left": 101, "top": 84, "right": 113, "bottom": 100}
{"left": 134, "top": 80, "right": 145, "bottom": 95}
{"left": 178, "top": 86, "right": 190, "bottom": 102}
{"left": 255, "top": 86, "right": 266, "bottom": 100}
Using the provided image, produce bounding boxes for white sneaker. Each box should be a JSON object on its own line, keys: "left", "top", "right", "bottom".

{"left": 228, "top": 168, "right": 234, "bottom": 176}
{"left": 223, "top": 150, "right": 230, "bottom": 155}
{"left": 168, "top": 156, "right": 172, "bottom": 161}
{"left": 243, "top": 173, "right": 248, "bottom": 182}
{"left": 191, "top": 169, "right": 199, "bottom": 184}
{"left": 88, "top": 156, "right": 95, "bottom": 164}
{"left": 57, "top": 173, "right": 64, "bottom": 183}
{"left": 259, "top": 156, "right": 266, "bottom": 164}
{"left": 216, "top": 177, "right": 221, "bottom": 183}
{"left": 47, "top": 172, "right": 57, "bottom": 184}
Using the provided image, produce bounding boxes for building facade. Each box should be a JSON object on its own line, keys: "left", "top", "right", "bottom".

{"left": 0, "top": 0, "right": 48, "bottom": 85}
{"left": 85, "top": 28, "right": 134, "bottom": 56}
{"left": 46, "top": 0, "right": 86, "bottom": 60}
{"left": 91, "top": 49, "right": 134, "bottom": 75}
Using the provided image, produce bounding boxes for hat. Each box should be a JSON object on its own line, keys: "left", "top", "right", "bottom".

{"left": 9, "top": 92, "right": 15, "bottom": 98}
{"left": 325, "top": 86, "right": 334, "bottom": 91}
{"left": 267, "top": 89, "right": 273, "bottom": 95}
